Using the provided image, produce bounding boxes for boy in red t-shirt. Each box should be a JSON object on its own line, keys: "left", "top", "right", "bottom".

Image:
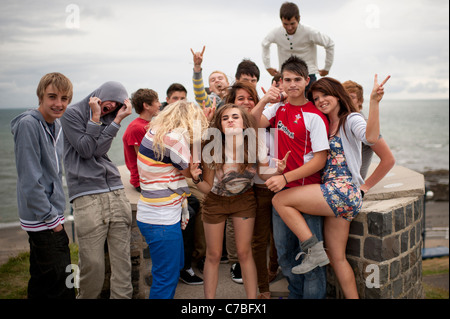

{"left": 252, "top": 55, "right": 330, "bottom": 299}
{"left": 122, "top": 89, "right": 160, "bottom": 191}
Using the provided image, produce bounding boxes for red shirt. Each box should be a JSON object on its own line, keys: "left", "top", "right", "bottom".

{"left": 122, "top": 117, "right": 149, "bottom": 187}
{"left": 263, "top": 101, "right": 330, "bottom": 187}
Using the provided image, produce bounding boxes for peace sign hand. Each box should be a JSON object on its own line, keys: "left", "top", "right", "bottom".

{"left": 274, "top": 151, "right": 290, "bottom": 174}
{"left": 371, "top": 74, "right": 390, "bottom": 103}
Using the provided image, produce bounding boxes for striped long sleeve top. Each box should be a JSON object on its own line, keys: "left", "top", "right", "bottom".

{"left": 136, "top": 129, "right": 191, "bottom": 225}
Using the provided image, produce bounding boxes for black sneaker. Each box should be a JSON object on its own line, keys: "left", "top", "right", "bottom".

{"left": 230, "top": 262, "right": 243, "bottom": 284}
{"left": 180, "top": 268, "right": 203, "bottom": 285}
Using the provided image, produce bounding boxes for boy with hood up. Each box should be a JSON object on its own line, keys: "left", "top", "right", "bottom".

{"left": 11, "top": 72, "right": 75, "bottom": 299}
{"left": 60, "top": 81, "right": 133, "bottom": 299}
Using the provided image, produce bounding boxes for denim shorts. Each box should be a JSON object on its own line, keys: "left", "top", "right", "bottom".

{"left": 201, "top": 189, "right": 256, "bottom": 224}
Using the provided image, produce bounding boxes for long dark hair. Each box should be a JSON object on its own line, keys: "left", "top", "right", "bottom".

{"left": 208, "top": 104, "right": 258, "bottom": 173}
{"left": 307, "top": 77, "right": 358, "bottom": 136}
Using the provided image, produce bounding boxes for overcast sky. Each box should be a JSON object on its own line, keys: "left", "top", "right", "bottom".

{"left": 0, "top": 0, "right": 448, "bottom": 109}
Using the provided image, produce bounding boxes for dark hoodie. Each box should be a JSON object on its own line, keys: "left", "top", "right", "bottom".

{"left": 60, "top": 81, "right": 128, "bottom": 202}
{"left": 11, "top": 109, "right": 66, "bottom": 231}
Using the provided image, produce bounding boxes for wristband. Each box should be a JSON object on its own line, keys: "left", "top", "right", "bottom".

{"left": 282, "top": 174, "right": 289, "bottom": 185}
{"left": 90, "top": 119, "right": 102, "bottom": 125}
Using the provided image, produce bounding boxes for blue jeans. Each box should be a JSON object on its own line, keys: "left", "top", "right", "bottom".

{"left": 137, "top": 221, "right": 184, "bottom": 299}
{"left": 272, "top": 206, "right": 326, "bottom": 299}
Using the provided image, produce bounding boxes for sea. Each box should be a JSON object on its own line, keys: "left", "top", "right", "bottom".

{"left": 0, "top": 99, "right": 448, "bottom": 226}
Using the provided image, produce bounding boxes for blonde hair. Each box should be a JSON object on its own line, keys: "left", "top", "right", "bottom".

{"left": 36, "top": 72, "right": 73, "bottom": 104}
{"left": 149, "top": 100, "right": 209, "bottom": 160}
{"left": 209, "top": 71, "right": 229, "bottom": 84}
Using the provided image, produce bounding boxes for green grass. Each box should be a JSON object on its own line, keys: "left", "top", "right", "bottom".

{"left": 0, "top": 252, "right": 30, "bottom": 299}
{"left": 0, "top": 243, "right": 79, "bottom": 299}
{"left": 422, "top": 256, "right": 449, "bottom": 299}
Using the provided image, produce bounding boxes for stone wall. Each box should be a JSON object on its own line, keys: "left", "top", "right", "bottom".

{"left": 326, "top": 165, "right": 426, "bottom": 299}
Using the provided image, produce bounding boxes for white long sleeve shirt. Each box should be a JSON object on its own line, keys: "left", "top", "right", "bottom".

{"left": 261, "top": 23, "right": 335, "bottom": 75}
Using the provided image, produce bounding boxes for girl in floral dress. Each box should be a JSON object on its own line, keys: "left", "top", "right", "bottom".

{"left": 271, "top": 75, "right": 390, "bottom": 299}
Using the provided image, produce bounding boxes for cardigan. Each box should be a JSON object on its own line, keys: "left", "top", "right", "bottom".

{"left": 261, "top": 23, "right": 334, "bottom": 75}
{"left": 338, "top": 113, "right": 375, "bottom": 187}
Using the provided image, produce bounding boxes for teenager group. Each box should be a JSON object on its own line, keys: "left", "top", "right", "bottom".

{"left": 11, "top": 1, "right": 394, "bottom": 300}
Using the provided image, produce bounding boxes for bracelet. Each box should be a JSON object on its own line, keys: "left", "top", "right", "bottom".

{"left": 282, "top": 174, "right": 289, "bottom": 185}
{"left": 90, "top": 119, "right": 102, "bottom": 125}
{"left": 279, "top": 92, "right": 284, "bottom": 102}
{"left": 192, "top": 178, "right": 200, "bottom": 184}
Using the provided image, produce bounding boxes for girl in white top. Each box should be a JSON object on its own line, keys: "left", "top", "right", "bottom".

{"left": 270, "top": 75, "right": 390, "bottom": 299}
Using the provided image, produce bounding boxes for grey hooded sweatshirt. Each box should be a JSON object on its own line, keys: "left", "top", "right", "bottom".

{"left": 11, "top": 109, "right": 66, "bottom": 231}
{"left": 60, "top": 81, "right": 128, "bottom": 202}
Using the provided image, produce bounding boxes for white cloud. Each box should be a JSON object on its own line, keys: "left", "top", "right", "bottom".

{"left": 0, "top": 0, "right": 448, "bottom": 109}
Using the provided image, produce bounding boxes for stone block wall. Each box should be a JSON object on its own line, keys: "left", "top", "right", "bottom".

{"left": 326, "top": 195, "right": 425, "bottom": 299}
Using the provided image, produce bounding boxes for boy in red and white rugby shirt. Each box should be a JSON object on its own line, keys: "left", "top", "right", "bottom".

{"left": 251, "top": 55, "right": 330, "bottom": 299}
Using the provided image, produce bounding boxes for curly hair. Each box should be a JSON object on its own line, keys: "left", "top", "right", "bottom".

{"left": 149, "top": 100, "right": 209, "bottom": 161}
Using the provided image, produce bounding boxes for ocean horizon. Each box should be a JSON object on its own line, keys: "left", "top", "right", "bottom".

{"left": 1, "top": 98, "right": 448, "bottom": 225}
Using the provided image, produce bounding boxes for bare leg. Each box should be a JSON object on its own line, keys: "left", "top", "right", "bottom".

{"left": 324, "top": 216, "right": 359, "bottom": 299}
{"left": 233, "top": 217, "right": 257, "bottom": 299}
{"left": 203, "top": 221, "right": 225, "bottom": 299}
{"left": 272, "top": 185, "right": 334, "bottom": 242}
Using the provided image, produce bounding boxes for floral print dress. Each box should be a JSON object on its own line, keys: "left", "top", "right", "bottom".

{"left": 320, "top": 136, "right": 362, "bottom": 221}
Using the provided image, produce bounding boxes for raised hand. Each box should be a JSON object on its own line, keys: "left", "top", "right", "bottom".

{"left": 202, "top": 96, "right": 216, "bottom": 122}
{"left": 261, "top": 80, "right": 282, "bottom": 104}
{"left": 371, "top": 74, "right": 390, "bottom": 103}
{"left": 115, "top": 98, "right": 132, "bottom": 124}
{"left": 89, "top": 96, "right": 102, "bottom": 115}
{"left": 191, "top": 46, "right": 205, "bottom": 72}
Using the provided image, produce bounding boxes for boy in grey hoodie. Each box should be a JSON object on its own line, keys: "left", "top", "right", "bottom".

{"left": 11, "top": 72, "right": 75, "bottom": 299}
{"left": 60, "top": 81, "right": 133, "bottom": 299}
